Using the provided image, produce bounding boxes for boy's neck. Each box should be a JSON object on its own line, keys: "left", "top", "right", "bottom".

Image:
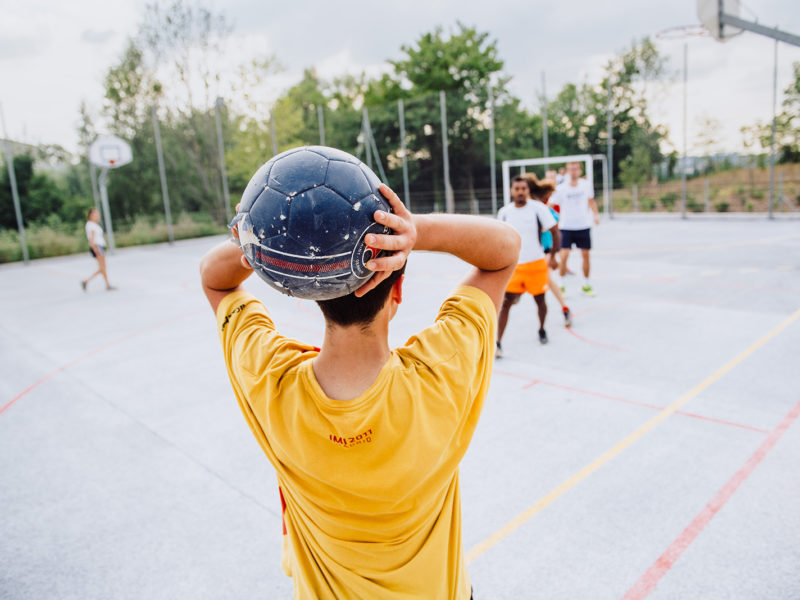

{"left": 313, "top": 320, "right": 391, "bottom": 401}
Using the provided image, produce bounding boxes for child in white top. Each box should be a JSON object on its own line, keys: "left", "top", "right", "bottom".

{"left": 82, "top": 208, "right": 115, "bottom": 291}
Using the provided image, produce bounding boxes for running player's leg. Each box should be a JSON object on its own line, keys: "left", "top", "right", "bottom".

{"left": 547, "top": 269, "right": 572, "bottom": 326}
{"left": 558, "top": 248, "right": 570, "bottom": 277}
{"left": 578, "top": 229, "right": 594, "bottom": 296}
{"left": 497, "top": 292, "right": 521, "bottom": 344}
{"left": 533, "top": 293, "right": 548, "bottom": 344}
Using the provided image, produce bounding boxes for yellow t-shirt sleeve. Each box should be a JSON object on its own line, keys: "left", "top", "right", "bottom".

{"left": 401, "top": 285, "right": 496, "bottom": 421}
{"left": 215, "top": 290, "right": 316, "bottom": 443}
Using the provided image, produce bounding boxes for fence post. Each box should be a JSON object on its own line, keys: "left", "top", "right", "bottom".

{"left": 214, "top": 98, "right": 231, "bottom": 223}
{"left": 151, "top": 104, "right": 174, "bottom": 244}
{"left": 606, "top": 74, "right": 614, "bottom": 219}
{"left": 1, "top": 121, "right": 29, "bottom": 263}
{"left": 270, "top": 113, "right": 278, "bottom": 156}
{"left": 541, "top": 71, "right": 549, "bottom": 159}
{"left": 633, "top": 184, "right": 638, "bottom": 213}
{"left": 439, "top": 91, "right": 454, "bottom": 213}
{"left": 768, "top": 39, "right": 778, "bottom": 220}
{"left": 681, "top": 43, "right": 688, "bottom": 220}
{"left": 488, "top": 85, "right": 497, "bottom": 216}
{"left": 704, "top": 177, "right": 710, "bottom": 212}
{"left": 778, "top": 172, "right": 784, "bottom": 212}
{"left": 317, "top": 104, "right": 326, "bottom": 146}
{"left": 397, "top": 100, "right": 411, "bottom": 210}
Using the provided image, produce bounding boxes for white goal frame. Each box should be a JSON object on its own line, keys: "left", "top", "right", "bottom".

{"left": 501, "top": 154, "right": 611, "bottom": 216}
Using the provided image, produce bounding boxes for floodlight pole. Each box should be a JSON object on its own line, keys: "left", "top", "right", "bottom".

{"left": 439, "top": 91, "right": 454, "bottom": 213}
{"left": 97, "top": 168, "right": 116, "bottom": 253}
{"left": 397, "top": 99, "right": 411, "bottom": 210}
{"left": 214, "top": 97, "right": 231, "bottom": 223}
{"left": 317, "top": 104, "right": 326, "bottom": 146}
{"left": 488, "top": 85, "right": 498, "bottom": 216}
{"left": 541, "top": 71, "right": 549, "bottom": 159}
{"left": 151, "top": 104, "right": 174, "bottom": 244}
{"left": 681, "top": 43, "right": 688, "bottom": 220}
{"left": 1, "top": 104, "right": 29, "bottom": 264}
{"left": 606, "top": 73, "right": 614, "bottom": 219}
{"left": 768, "top": 39, "right": 778, "bottom": 219}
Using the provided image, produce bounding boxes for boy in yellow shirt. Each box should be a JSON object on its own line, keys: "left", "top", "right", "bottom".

{"left": 200, "top": 184, "right": 519, "bottom": 599}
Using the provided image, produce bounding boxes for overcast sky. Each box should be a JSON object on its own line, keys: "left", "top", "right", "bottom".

{"left": 1, "top": 0, "right": 799, "bottom": 156}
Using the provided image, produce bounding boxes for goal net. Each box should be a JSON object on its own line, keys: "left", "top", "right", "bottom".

{"left": 501, "top": 154, "right": 611, "bottom": 215}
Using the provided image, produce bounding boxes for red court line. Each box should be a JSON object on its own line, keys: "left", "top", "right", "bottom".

{"left": 493, "top": 370, "right": 769, "bottom": 435}
{"left": 622, "top": 399, "right": 800, "bottom": 600}
{"left": 0, "top": 310, "right": 202, "bottom": 417}
{"left": 565, "top": 326, "right": 628, "bottom": 352}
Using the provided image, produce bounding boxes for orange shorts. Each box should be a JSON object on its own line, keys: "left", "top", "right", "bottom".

{"left": 506, "top": 259, "right": 549, "bottom": 296}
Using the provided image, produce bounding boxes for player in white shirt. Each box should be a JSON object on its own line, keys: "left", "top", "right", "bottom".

{"left": 496, "top": 174, "right": 561, "bottom": 351}
{"left": 81, "top": 208, "right": 115, "bottom": 291}
{"left": 551, "top": 161, "right": 599, "bottom": 296}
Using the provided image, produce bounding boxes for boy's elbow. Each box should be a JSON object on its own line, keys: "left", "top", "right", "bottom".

{"left": 505, "top": 227, "right": 521, "bottom": 266}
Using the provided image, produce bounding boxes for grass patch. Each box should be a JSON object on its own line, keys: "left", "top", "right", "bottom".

{"left": 0, "top": 213, "right": 227, "bottom": 264}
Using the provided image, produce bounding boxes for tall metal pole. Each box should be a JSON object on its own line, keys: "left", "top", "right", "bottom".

{"left": 0, "top": 104, "right": 29, "bottom": 264}
{"left": 270, "top": 113, "right": 278, "bottom": 156}
{"left": 362, "top": 107, "right": 373, "bottom": 169}
{"left": 317, "top": 104, "right": 326, "bottom": 146}
{"left": 768, "top": 39, "right": 778, "bottom": 219}
{"left": 97, "top": 168, "right": 116, "bottom": 253}
{"left": 214, "top": 97, "right": 231, "bottom": 222}
{"left": 151, "top": 104, "right": 174, "bottom": 244}
{"left": 439, "top": 91, "right": 454, "bottom": 213}
{"left": 488, "top": 84, "right": 498, "bottom": 216}
{"left": 606, "top": 72, "right": 614, "bottom": 218}
{"left": 541, "top": 71, "right": 549, "bottom": 159}
{"left": 397, "top": 99, "right": 411, "bottom": 210}
{"left": 89, "top": 163, "right": 101, "bottom": 213}
{"left": 681, "top": 43, "right": 688, "bottom": 219}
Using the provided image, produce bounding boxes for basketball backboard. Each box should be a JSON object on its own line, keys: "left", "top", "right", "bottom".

{"left": 697, "top": 0, "right": 742, "bottom": 41}
{"left": 89, "top": 135, "right": 133, "bottom": 168}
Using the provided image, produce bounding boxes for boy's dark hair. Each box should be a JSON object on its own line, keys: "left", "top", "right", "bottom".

{"left": 512, "top": 175, "right": 526, "bottom": 184}
{"left": 316, "top": 263, "right": 407, "bottom": 327}
{"left": 87, "top": 207, "right": 98, "bottom": 219}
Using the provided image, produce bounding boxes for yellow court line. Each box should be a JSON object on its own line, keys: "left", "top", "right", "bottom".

{"left": 466, "top": 307, "right": 800, "bottom": 564}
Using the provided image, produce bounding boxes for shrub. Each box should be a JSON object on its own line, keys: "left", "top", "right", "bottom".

{"left": 751, "top": 189, "right": 765, "bottom": 200}
{"left": 660, "top": 192, "right": 678, "bottom": 211}
{"left": 687, "top": 197, "right": 704, "bottom": 213}
{"left": 746, "top": 201, "right": 754, "bottom": 212}
{"left": 715, "top": 201, "right": 730, "bottom": 213}
{"left": 640, "top": 197, "right": 656, "bottom": 212}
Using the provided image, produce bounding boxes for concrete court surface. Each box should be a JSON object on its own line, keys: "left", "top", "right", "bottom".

{"left": 1, "top": 217, "right": 799, "bottom": 599}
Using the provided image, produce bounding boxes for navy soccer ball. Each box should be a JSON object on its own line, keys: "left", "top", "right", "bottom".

{"left": 231, "top": 146, "right": 392, "bottom": 300}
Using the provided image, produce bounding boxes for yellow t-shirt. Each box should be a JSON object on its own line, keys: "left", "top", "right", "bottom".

{"left": 216, "top": 285, "right": 496, "bottom": 600}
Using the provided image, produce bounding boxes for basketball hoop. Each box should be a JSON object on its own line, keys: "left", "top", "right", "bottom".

{"left": 656, "top": 25, "right": 710, "bottom": 40}
{"left": 88, "top": 134, "right": 133, "bottom": 169}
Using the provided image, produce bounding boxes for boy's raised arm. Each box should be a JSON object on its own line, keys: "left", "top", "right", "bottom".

{"left": 199, "top": 239, "right": 253, "bottom": 313}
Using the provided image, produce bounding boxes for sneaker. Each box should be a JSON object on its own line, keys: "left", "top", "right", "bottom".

{"left": 563, "top": 307, "right": 572, "bottom": 327}
{"left": 581, "top": 284, "right": 595, "bottom": 297}
{"left": 538, "top": 329, "right": 548, "bottom": 344}
{"left": 106, "top": 285, "right": 118, "bottom": 291}
{"left": 81, "top": 280, "right": 87, "bottom": 292}
{"left": 495, "top": 342, "right": 503, "bottom": 358}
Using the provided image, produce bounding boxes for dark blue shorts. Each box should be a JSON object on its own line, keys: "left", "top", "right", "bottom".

{"left": 560, "top": 228, "right": 591, "bottom": 250}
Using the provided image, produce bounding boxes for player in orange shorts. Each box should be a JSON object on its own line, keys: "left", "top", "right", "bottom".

{"left": 496, "top": 174, "right": 560, "bottom": 354}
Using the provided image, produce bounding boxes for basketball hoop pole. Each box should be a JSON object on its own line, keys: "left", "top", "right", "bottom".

{"left": 97, "top": 168, "right": 116, "bottom": 254}
{"left": 719, "top": 12, "right": 800, "bottom": 47}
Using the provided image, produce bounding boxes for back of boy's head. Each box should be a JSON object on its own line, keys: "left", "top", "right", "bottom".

{"left": 316, "top": 263, "right": 406, "bottom": 328}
